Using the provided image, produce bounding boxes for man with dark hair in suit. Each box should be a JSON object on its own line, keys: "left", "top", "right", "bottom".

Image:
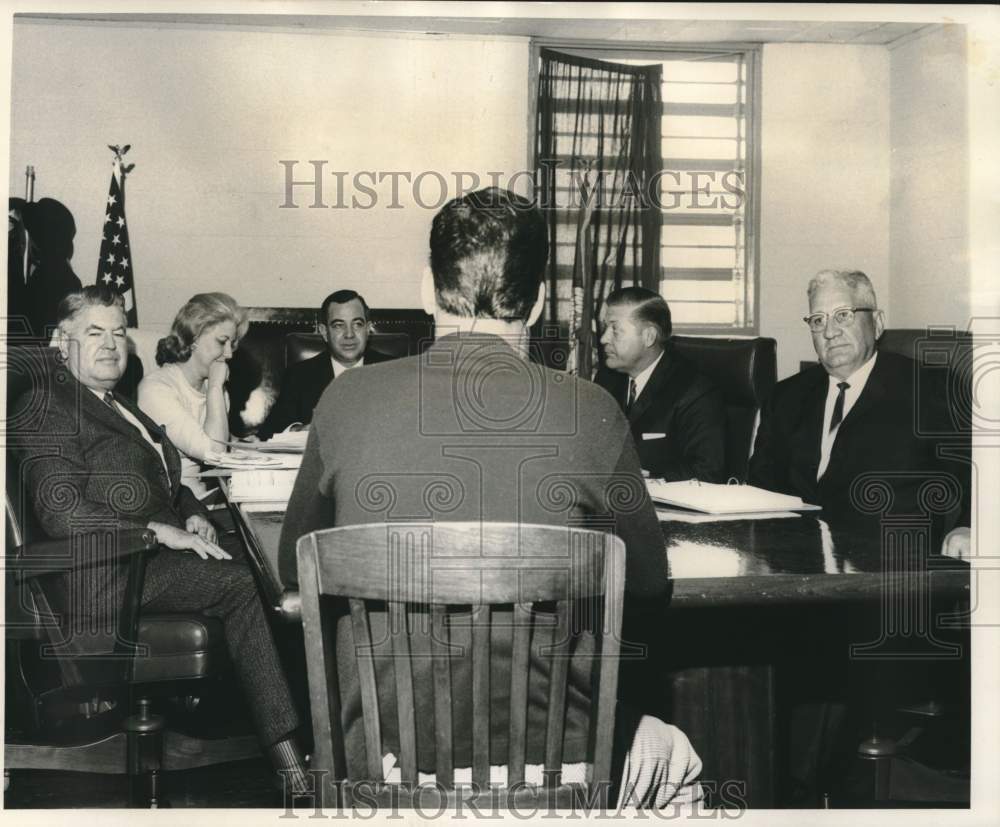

{"left": 594, "top": 286, "right": 726, "bottom": 483}
{"left": 258, "top": 289, "right": 391, "bottom": 438}
{"left": 280, "top": 188, "right": 703, "bottom": 809}
{"left": 12, "top": 286, "right": 309, "bottom": 794}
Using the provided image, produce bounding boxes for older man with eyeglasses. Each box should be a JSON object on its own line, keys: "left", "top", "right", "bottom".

{"left": 747, "top": 269, "right": 972, "bottom": 805}
{"left": 748, "top": 269, "right": 969, "bottom": 557}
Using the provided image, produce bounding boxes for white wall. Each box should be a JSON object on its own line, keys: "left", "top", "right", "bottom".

{"left": 759, "top": 44, "right": 891, "bottom": 379}
{"left": 12, "top": 21, "right": 967, "bottom": 381}
{"left": 889, "top": 25, "right": 970, "bottom": 329}
{"left": 9, "top": 20, "right": 530, "bottom": 334}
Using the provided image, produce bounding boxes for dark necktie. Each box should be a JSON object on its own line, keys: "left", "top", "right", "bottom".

{"left": 626, "top": 378, "right": 637, "bottom": 413}
{"left": 103, "top": 392, "right": 141, "bottom": 436}
{"left": 829, "top": 381, "right": 850, "bottom": 432}
{"left": 103, "top": 392, "right": 170, "bottom": 480}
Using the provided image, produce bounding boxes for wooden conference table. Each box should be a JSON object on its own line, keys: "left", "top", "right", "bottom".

{"left": 224, "top": 491, "right": 970, "bottom": 807}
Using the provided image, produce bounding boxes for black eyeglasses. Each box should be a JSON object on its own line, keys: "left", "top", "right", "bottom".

{"left": 803, "top": 307, "right": 876, "bottom": 332}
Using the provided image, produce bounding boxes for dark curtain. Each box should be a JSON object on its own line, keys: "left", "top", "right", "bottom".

{"left": 536, "top": 48, "right": 662, "bottom": 376}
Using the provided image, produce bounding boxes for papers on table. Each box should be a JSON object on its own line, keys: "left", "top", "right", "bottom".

{"left": 656, "top": 508, "right": 801, "bottom": 523}
{"left": 204, "top": 448, "right": 302, "bottom": 471}
{"left": 240, "top": 501, "right": 290, "bottom": 514}
{"left": 257, "top": 429, "right": 309, "bottom": 453}
{"left": 645, "top": 478, "right": 820, "bottom": 515}
{"left": 227, "top": 469, "right": 299, "bottom": 505}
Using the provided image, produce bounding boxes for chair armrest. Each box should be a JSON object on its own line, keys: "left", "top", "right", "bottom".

{"left": 276, "top": 590, "right": 301, "bottom": 623}
{"left": 8, "top": 527, "right": 158, "bottom": 579}
{"left": 9, "top": 528, "right": 157, "bottom": 686}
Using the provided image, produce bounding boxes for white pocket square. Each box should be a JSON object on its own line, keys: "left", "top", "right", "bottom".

{"left": 642, "top": 433, "right": 666, "bottom": 440}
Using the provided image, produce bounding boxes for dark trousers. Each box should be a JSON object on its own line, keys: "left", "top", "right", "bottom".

{"left": 137, "top": 549, "right": 300, "bottom": 746}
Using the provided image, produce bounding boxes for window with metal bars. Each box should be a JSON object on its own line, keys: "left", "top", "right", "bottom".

{"left": 533, "top": 46, "right": 759, "bottom": 333}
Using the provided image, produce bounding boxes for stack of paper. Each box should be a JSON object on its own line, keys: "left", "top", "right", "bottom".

{"left": 645, "top": 479, "right": 820, "bottom": 515}
{"left": 260, "top": 429, "right": 309, "bottom": 453}
{"left": 204, "top": 449, "right": 302, "bottom": 470}
{"left": 228, "top": 469, "right": 299, "bottom": 505}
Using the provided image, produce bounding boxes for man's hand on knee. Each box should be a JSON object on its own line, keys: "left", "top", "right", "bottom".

{"left": 186, "top": 513, "right": 219, "bottom": 545}
{"left": 148, "top": 520, "right": 232, "bottom": 561}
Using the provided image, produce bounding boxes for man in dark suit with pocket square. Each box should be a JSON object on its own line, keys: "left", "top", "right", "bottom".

{"left": 594, "top": 287, "right": 726, "bottom": 483}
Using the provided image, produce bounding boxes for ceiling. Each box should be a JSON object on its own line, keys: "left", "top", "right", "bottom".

{"left": 17, "top": 14, "right": 939, "bottom": 46}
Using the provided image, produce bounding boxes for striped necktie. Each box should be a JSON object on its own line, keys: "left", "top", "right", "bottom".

{"left": 626, "top": 378, "right": 637, "bottom": 413}
{"left": 102, "top": 391, "right": 141, "bottom": 437}
{"left": 102, "top": 391, "right": 122, "bottom": 416}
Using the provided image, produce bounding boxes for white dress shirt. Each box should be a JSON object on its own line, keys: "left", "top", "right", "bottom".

{"left": 632, "top": 350, "right": 665, "bottom": 401}
{"left": 817, "top": 352, "right": 878, "bottom": 480}
{"left": 331, "top": 356, "right": 365, "bottom": 379}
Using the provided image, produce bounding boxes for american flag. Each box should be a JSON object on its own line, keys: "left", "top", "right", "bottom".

{"left": 96, "top": 160, "right": 137, "bottom": 325}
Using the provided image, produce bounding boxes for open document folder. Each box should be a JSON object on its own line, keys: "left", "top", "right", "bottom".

{"left": 645, "top": 478, "right": 821, "bottom": 515}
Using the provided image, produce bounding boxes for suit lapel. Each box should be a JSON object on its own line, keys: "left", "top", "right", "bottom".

{"left": 824, "top": 354, "right": 890, "bottom": 476}
{"left": 107, "top": 390, "right": 183, "bottom": 494}
{"left": 628, "top": 351, "right": 677, "bottom": 426}
{"left": 81, "top": 384, "right": 143, "bottom": 441}
{"left": 792, "top": 369, "right": 828, "bottom": 489}
{"left": 316, "top": 354, "right": 335, "bottom": 384}
{"left": 835, "top": 354, "right": 889, "bottom": 433}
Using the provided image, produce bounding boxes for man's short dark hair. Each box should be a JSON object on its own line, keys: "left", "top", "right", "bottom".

{"left": 429, "top": 187, "right": 548, "bottom": 321}
{"left": 321, "top": 289, "right": 369, "bottom": 320}
{"left": 605, "top": 286, "right": 672, "bottom": 345}
{"left": 56, "top": 285, "right": 125, "bottom": 330}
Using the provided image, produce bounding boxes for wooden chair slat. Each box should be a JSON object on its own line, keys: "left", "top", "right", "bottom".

{"left": 543, "top": 601, "right": 571, "bottom": 784}
{"left": 349, "top": 598, "right": 384, "bottom": 782}
{"left": 592, "top": 534, "right": 625, "bottom": 789}
{"left": 296, "top": 536, "right": 342, "bottom": 785}
{"left": 471, "top": 606, "right": 491, "bottom": 787}
{"left": 297, "top": 524, "right": 627, "bottom": 805}
{"left": 389, "top": 601, "right": 418, "bottom": 786}
{"left": 431, "top": 604, "right": 454, "bottom": 787}
{"left": 507, "top": 602, "right": 532, "bottom": 784}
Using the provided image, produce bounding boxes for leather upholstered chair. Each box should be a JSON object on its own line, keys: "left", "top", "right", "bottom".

{"left": 877, "top": 327, "right": 972, "bottom": 365}
{"left": 226, "top": 307, "right": 433, "bottom": 437}
{"left": 3, "top": 345, "right": 259, "bottom": 806}
{"left": 671, "top": 336, "right": 778, "bottom": 482}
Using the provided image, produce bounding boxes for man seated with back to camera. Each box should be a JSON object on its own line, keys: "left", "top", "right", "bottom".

{"left": 279, "top": 187, "right": 703, "bottom": 809}
{"left": 257, "top": 289, "right": 391, "bottom": 439}
{"left": 594, "top": 286, "right": 727, "bottom": 483}
{"left": 11, "top": 286, "right": 310, "bottom": 796}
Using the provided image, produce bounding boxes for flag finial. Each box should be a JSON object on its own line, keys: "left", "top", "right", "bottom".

{"left": 107, "top": 144, "right": 134, "bottom": 173}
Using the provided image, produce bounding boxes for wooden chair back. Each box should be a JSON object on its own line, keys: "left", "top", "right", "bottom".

{"left": 296, "top": 522, "right": 626, "bottom": 807}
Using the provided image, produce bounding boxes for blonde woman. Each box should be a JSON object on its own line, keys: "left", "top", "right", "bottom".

{"left": 139, "top": 293, "right": 248, "bottom": 499}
